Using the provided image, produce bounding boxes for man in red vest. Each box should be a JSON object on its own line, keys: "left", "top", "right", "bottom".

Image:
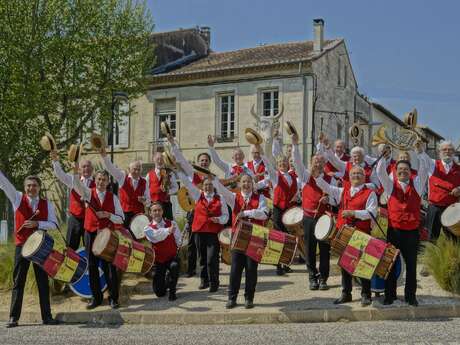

{"left": 419, "top": 141, "right": 460, "bottom": 241}
{"left": 324, "top": 139, "right": 350, "bottom": 181}
{"left": 177, "top": 171, "right": 229, "bottom": 292}
{"left": 291, "top": 134, "right": 333, "bottom": 290}
{"left": 51, "top": 151, "right": 94, "bottom": 250}
{"left": 72, "top": 169, "right": 124, "bottom": 310}
{"left": 213, "top": 174, "right": 269, "bottom": 309}
{"left": 0, "top": 172, "right": 59, "bottom": 328}
{"left": 144, "top": 202, "right": 182, "bottom": 301}
{"left": 377, "top": 153, "right": 428, "bottom": 306}
{"left": 99, "top": 146, "right": 150, "bottom": 230}
{"left": 315, "top": 165, "right": 378, "bottom": 306}
{"left": 169, "top": 135, "right": 212, "bottom": 278}
{"left": 145, "top": 152, "right": 178, "bottom": 221}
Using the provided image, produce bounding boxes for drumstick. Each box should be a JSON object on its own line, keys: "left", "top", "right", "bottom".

{"left": 17, "top": 210, "right": 40, "bottom": 233}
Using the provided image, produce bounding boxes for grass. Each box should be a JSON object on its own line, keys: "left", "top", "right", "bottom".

{"left": 422, "top": 235, "right": 460, "bottom": 295}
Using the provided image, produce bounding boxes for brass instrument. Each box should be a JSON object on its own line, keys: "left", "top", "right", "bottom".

{"left": 160, "top": 168, "right": 172, "bottom": 193}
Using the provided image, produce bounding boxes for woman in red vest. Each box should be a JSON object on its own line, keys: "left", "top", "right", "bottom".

{"left": 169, "top": 135, "right": 212, "bottom": 278}
{"left": 145, "top": 152, "right": 178, "bottom": 220}
{"left": 73, "top": 169, "right": 124, "bottom": 310}
{"left": 261, "top": 153, "right": 297, "bottom": 275}
{"left": 316, "top": 165, "right": 378, "bottom": 307}
{"left": 419, "top": 141, "right": 460, "bottom": 241}
{"left": 213, "top": 174, "right": 269, "bottom": 309}
{"left": 291, "top": 133, "right": 333, "bottom": 290}
{"left": 377, "top": 156, "right": 428, "bottom": 306}
{"left": 99, "top": 146, "right": 150, "bottom": 231}
{"left": 177, "top": 171, "right": 229, "bottom": 292}
{"left": 51, "top": 150, "right": 94, "bottom": 250}
{"left": 144, "top": 202, "right": 182, "bottom": 301}
{"left": 0, "top": 171, "right": 59, "bottom": 328}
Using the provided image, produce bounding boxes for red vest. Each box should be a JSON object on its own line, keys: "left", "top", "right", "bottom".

{"left": 231, "top": 165, "right": 245, "bottom": 176}
{"left": 15, "top": 195, "right": 49, "bottom": 246}
{"left": 302, "top": 174, "right": 332, "bottom": 218}
{"left": 84, "top": 188, "right": 116, "bottom": 232}
{"left": 273, "top": 171, "right": 298, "bottom": 210}
{"left": 119, "top": 176, "right": 146, "bottom": 214}
{"left": 247, "top": 160, "right": 271, "bottom": 197}
{"left": 192, "top": 193, "right": 224, "bottom": 233}
{"left": 336, "top": 186, "right": 373, "bottom": 233}
{"left": 69, "top": 179, "right": 95, "bottom": 219}
{"left": 232, "top": 192, "right": 266, "bottom": 230}
{"left": 324, "top": 153, "right": 350, "bottom": 175}
{"left": 192, "top": 173, "right": 205, "bottom": 186}
{"left": 388, "top": 178, "right": 421, "bottom": 230}
{"left": 150, "top": 219, "right": 177, "bottom": 264}
{"left": 428, "top": 160, "right": 460, "bottom": 207}
{"left": 148, "top": 170, "right": 170, "bottom": 203}
{"left": 342, "top": 161, "right": 372, "bottom": 190}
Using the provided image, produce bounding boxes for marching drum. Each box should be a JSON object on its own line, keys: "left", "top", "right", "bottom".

{"left": 92, "top": 228, "right": 119, "bottom": 263}
{"left": 330, "top": 226, "right": 357, "bottom": 256}
{"left": 22, "top": 230, "right": 87, "bottom": 284}
{"left": 314, "top": 214, "right": 337, "bottom": 242}
{"left": 282, "top": 206, "right": 305, "bottom": 257}
{"left": 218, "top": 228, "right": 232, "bottom": 265}
{"left": 129, "top": 214, "right": 150, "bottom": 240}
{"left": 69, "top": 247, "right": 107, "bottom": 298}
{"left": 441, "top": 203, "right": 460, "bottom": 237}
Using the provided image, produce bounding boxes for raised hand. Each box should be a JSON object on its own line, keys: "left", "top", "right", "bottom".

{"left": 207, "top": 135, "right": 215, "bottom": 147}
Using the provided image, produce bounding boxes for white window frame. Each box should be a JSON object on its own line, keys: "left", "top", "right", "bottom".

{"left": 112, "top": 101, "right": 130, "bottom": 149}
{"left": 155, "top": 98, "right": 177, "bottom": 143}
{"left": 260, "top": 88, "right": 279, "bottom": 117}
{"left": 216, "top": 92, "right": 236, "bottom": 141}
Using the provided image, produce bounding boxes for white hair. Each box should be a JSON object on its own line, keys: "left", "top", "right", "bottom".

{"left": 350, "top": 146, "right": 365, "bottom": 156}
{"left": 129, "top": 160, "right": 142, "bottom": 169}
{"left": 438, "top": 140, "right": 454, "bottom": 150}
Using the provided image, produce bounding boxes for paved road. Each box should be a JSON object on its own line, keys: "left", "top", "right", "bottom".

{"left": 2, "top": 318, "right": 460, "bottom": 345}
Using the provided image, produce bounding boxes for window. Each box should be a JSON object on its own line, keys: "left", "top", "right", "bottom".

{"left": 107, "top": 101, "right": 130, "bottom": 149}
{"left": 218, "top": 93, "right": 235, "bottom": 139}
{"left": 155, "top": 98, "right": 176, "bottom": 140}
{"left": 336, "top": 122, "right": 343, "bottom": 140}
{"left": 262, "top": 89, "right": 279, "bottom": 117}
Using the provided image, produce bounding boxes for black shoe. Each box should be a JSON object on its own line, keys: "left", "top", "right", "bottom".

{"left": 276, "top": 265, "right": 285, "bottom": 276}
{"left": 168, "top": 292, "right": 177, "bottom": 301}
{"left": 319, "top": 279, "right": 329, "bottom": 291}
{"left": 406, "top": 298, "right": 419, "bottom": 307}
{"left": 42, "top": 318, "right": 60, "bottom": 325}
{"left": 383, "top": 297, "right": 394, "bottom": 305}
{"left": 244, "top": 299, "right": 254, "bottom": 309}
{"left": 309, "top": 278, "right": 319, "bottom": 291}
{"left": 199, "top": 282, "right": 210, "bottom": 290}
{"left": 6, "top": 318, "right": 18, "bottom": 328}
{"left": 284, "top": 266, "right": 293, "bottom": 273}
{"left": 334, "top": 293, "right": 352, "bottom": 305}
{"left": 186, "top": 271, "right": 196, "bottom": 278}
{"left": 109, "top": 300, "right": 120, "bottom": 309}
{"left": 209, "top": 285, "right": 219, "bottom": 293}
{"left": 86, "top": 299, "right": 101, "bottom": 310}
{"left": 361, "top": 295, "right": 372, "bottom": 307}
{"left": 226, "top": 299, "right": 237, "bottom": 309}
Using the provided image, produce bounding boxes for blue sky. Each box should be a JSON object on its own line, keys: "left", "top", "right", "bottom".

{"left": 147, "top": 0, "right": 460, "bottom": 142}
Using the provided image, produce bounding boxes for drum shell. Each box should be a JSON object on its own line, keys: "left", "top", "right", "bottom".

{"left": 374, "top": 244, "right": 400, "bottom": 279}
{"left": 231, "top": 222, "right": 252, "bottom": 252}
{"left": 70, "top": 256, "right": 88, "bottom": 284}
{"left": 330, "top": 226, "right": 356, "bottom": 256}
{"left": 441, "top": 203, "right": 460, "bottom": 237}
{"left": 141, "top": 246, "right": 155, "bottom": 274}
{"left": 92, "top": 229, "right": 119, "bottom": 262}
{"left": 218, "top": 229, "right": 232, "bottom": 265}
{"left": 22, "top": 231, "right": 54, "bottom": 266}
{"left": 314, "top": 214, "right": 337, "bottom": 242}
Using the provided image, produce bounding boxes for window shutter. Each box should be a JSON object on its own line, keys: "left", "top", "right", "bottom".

{"left": 116, "top": 102, "right": 130, "bottom": 148}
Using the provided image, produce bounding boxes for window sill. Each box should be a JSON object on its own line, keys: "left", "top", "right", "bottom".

{"left": 216, "top": 136, "right": 236, "bottom": 143}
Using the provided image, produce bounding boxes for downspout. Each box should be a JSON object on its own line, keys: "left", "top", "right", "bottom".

{"left": 299, "top": 62, "right": 317, "bottom": 165}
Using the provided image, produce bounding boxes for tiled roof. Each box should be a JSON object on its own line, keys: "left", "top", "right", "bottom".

{"left": 153, "top": 39, "right": 343, "bottom": 77}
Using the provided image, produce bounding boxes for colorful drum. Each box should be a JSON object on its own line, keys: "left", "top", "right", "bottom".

{"left": 330, "top": 226, "right": 356, "bottom": 256}
{"left": 371, "top": 255, "right": 404, "bottom": 293}
{"left": 22, "top": 230, "right": 54, "bottom": 266}
{"left": 374, "top": 243, "right": 400, "bottom": 279}
{"left": 92, "top": 228, "right": 119, "bottom": 262}
{"left": 69, "top": 247, "right": 107, "bottom": 299}
{"left": 441, "top": 202, "right": 460, "bottom": 237}
{"left": 218, "top": 228, "right": 232, "bottom": 265}
{"left": 129, "top": 214, "right": 150, "bottom": 240}
{"left": 314, "top": 214, "right": 337, "bottom": 241}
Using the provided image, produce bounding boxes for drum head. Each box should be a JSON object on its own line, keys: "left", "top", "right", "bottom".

{"left": 218, "top": 228, "right": 231, "bottom": 245}
{"left": 314, "top": 215, "right": 333, "bottom": 241}
{"left": 92, "top": 228, "right": 112, "bottom": 256}
{"left": 282, "top": 207, "right": 303, "bottom": 225}
{"left": 22, "top": 230, "right": 46, "bottom": 258}
{"left": 441, "top": 203, "right": 460, "bottom": 227}
{"left": 130, "top": 214, "right": 149, "bottom": 239}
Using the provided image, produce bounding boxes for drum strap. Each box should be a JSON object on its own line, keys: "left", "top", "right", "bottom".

{"left": 368, "top": 211, "right": 386, "bottom": 239}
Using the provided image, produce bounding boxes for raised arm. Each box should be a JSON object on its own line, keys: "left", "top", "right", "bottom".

{"left": 0, "top": 170, "right": 21, "bottom": 209}
{"left": 272, "top": 135, "right": 283, "bottom": 158}
{"left": 292, "top": 142, "right": 310, "bottom": 184}
{"left": 72, "top": 169, "right": 91, "bottom": 202}
{"left": 111, "top": 195, "right": 125, "bottom": 224}
{"left": 376, "top": 158, "right": 393, "bottom": 196}
{"left": 176, "top": 171, "right": 201, "bottom": 202}
{"left": 317, "top": 142, "right": 346, "bottom": 174}
{"left": 207, "top": 135, "right": 231, "bottom": 177}
{"left": 170, "top": 141, "right": 194, "bottom": 178}
{"left": 212, "top": 177, "right": 236, "bottom": 210}
{"left": 261, "top": 155, "right": 278, "bottom": 187}
{"left": 215, "top": 196, "right": 229, "bottom": 224}
{"left": 314, "top": 175, "right": 343, "bottom": 205}
{"left": 101, "top": 155, "right": 126, "bottom": 186}
{"left": 168, "top": 172, "right": 179, "bottom": 195}
{"left": 51, "top": 153, "right": 74, "bottom": 189}
{"left": 414, "top": 154, "right": 429, "bottom": 195}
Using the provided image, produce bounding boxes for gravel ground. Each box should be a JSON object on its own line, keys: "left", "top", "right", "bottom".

{"left": 2, "top": 318, "right": 460, "bottom": 345}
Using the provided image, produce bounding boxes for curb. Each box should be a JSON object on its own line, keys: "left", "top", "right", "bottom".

{"left": 2, "top": 304, "right": 460, "bottom": 325}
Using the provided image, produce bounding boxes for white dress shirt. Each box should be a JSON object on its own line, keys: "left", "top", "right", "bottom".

{"left": 52, "top": 160, "right": 94, "bottom": 189}
{"left": 144, "top": 218, "right": 182, "bottom": 246}
{"left": 0, "top": 171, "right": 57, "bottom": 230}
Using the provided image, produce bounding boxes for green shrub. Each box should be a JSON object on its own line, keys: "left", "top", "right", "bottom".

{"left": 422, "top": 236, "right": 460, "bottom": 294}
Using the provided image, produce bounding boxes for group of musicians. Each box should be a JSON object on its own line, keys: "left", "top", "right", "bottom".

{"left": 2, "top": 127, "right": 460, "bottom": 328}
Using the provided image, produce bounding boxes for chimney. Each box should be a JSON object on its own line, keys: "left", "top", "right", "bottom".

{"left": 199, "top": 26, "right": 211, "bottom": 49}
{"left": 313, "top": 18, "right": 324, "bottom": 52}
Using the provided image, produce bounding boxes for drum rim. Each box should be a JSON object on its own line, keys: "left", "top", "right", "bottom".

{"left": 281, "top": 206, "right": 304, "bottom": 224}
{"left": 129, "top": 214, "right": 149, "bottom": 238}
{"left": 441, "top": 204, "right": 460, "bottom": 227}
{"left": 22, "top": 230, "right": 47, "bottom": 258}
{"left": 218, "top": 228, "right": 231, "bottom": 245}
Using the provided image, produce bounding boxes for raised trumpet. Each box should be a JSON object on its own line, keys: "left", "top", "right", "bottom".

{"left": 372, "top": 125, "right": 420, "bottom": 151}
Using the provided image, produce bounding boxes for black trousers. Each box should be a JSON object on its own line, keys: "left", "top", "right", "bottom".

{"left": 152, "top": 258, "right": 180, "bottom": 297}
{"left": 385, "top": 227, "right": 419, "bottom": 301}
{"left": 161, "top": 201, "right": 173, "bottom": 221}
{"left": 123, "top": 211, "right": 138, "bottom": 238}
{"left": 9, "top": 246, "right": 52, "bottom": 322}
{"left": 66, "top": 214, "right": 85, "bottom": 250}
{"left": 303, "top": 216, "right": 330, "bottom": 281}
{"left": 272, "top": 206, "right": 287, "bottom": 233}
{"left": 195, "top": 232, "right": 220, "bottom": 287}
{"left": 426, "top": 204, "right": 456, "bottom": 241}
{"left": 84, "top": 231, "right": 119, "bottom": 303}
{"left": 342, "top": 269, "right": 371, "bottom": 297}
{"left": 186, "top": 211, "right": 197, "bottom": 274}
{"left": 228, "top": 250, "right": 258, "bottom": 301}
